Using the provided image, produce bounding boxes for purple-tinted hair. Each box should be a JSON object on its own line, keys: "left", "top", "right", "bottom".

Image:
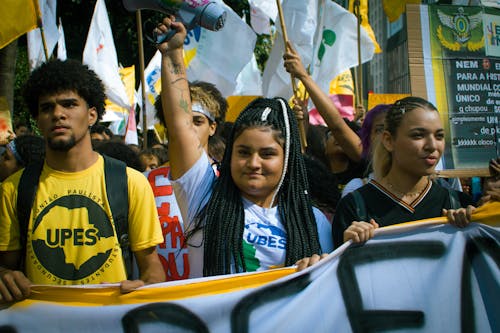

{"left": 359, "top": 104, "right": 392, "bottom": 159}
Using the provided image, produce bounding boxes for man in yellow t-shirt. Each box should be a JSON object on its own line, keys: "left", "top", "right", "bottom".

{"left": 0, "top": 59, "right": 165, "bottom": 304}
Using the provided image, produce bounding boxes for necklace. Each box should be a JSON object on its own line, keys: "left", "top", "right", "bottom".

{"left": 384, "top": 178, "right": 429, "bottom": 199}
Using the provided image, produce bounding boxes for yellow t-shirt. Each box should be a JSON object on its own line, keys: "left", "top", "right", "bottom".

{"left": 0, "top": 155, "right": 163, "bottom": 285}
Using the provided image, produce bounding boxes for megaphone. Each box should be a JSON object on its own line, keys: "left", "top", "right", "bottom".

{"left": 123, "top": 0, "right": 226, "bottom": 43}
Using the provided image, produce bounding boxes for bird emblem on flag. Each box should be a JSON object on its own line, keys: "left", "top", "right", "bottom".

{"left": 436, "top": 7, "right": 484, "bottom": 52}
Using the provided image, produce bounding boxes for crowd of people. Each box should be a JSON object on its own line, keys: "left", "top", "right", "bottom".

{"left": 0, "top": 16, "right": 498, "bottom": 304}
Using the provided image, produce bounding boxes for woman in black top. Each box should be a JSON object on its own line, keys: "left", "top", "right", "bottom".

{"left": 332, "top": 97, "right": 475, "bottom": 248}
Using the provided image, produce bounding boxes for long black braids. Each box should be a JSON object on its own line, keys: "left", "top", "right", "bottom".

{"left": 194, "top": 97, "right": 322, "bottom": 276}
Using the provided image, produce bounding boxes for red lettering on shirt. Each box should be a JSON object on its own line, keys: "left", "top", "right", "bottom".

{"left": 158, "top": 252, "right": 190, "bottom": 281}
{"left": 148, "top": 167, "right": 173, "bottom": 197}
{"left": 147, "top": 166, "right": 190, "bottom": 281}
{"left": 157, "top": 202, "right": 185, "bottom": 249}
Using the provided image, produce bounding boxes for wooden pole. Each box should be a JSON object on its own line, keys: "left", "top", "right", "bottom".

{"left": 354, "top": 0, "right": 363, "bottom": 108}
{"left": 434, "top": 168, "right": 491, "bottom": 178}
{"left": 136, "top": 10, "right": 148, "bottom": 148}
{"left": 276, "top": 0, "right": 307, "bottom": 150}
{"left": 33, "top": 0, "right": 49, "bottom": 61}
{"left": 352, "top": 67, "right": 361, "bottom": 107}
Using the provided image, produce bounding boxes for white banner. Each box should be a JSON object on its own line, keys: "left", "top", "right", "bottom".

{"left": 57, "top": 18, "right": 67, "bottom": 61}
{"left": 185, "top": 0, "right": 257, "bottom": 97}
{"left": 27, "top": 0, "right": 58, "bottom": 70}
{"left": 0, "top": 222, "right": 498, "bottom": 332}
{"left": 83, "top": 0, "right": 130, "bottom": 110}
{"left": 137, "top": 50, "right": 161, "bottom": 130}
{"left": 262, "top": 0, "right": 375, "bottom": 99}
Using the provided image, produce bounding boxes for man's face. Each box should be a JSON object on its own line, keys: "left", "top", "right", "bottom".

{"left": 36, "top": 91, "right": 96, "bottom": 152}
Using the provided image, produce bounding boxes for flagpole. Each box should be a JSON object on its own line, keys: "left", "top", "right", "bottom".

{"left": 276, "top": 0, "right": 307, "bottom": 150}
{"left": 354, "top": 0, "right": 363, "bottom": 108}
{"left": 136, "top": 10, "right": 148, "bottom": 149}
{"left": 33, "top": 0, "right": 49, "bottom": 61}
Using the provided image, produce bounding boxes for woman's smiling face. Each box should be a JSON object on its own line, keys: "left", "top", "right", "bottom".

{"left": 230, "top": 127, "right": 284, "bottom": 207}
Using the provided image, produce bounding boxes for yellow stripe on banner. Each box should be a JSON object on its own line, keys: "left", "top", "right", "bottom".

{"left": 21, "top": 267, "right": 296, "bottom": 307}
{"left": 379, "top": 201, "right": 500, "bottom": 230}
{"left": 468, "top": 201, "right": 500, "bottom": 226}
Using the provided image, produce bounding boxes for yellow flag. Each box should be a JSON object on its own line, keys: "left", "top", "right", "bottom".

{"left": 287, "top": 80, "right": 307, "bottom": 109}
{"left": 367, "top": 93, "right": 410, "bottom": 111}
{"left": 0, "top": 0, "right": 39, "bottom": 49}
{"left": 349, "top": 0, "right": 382, "bottom": 53}
{"left": 382, "top": 0, "right": 421, "bottom": 23}
{"left": 104, "top": 66, "right": 136, "bottom": 115}
{"left": 287, "top": 70, "right": 357, "bottom": 124}
{"left": 329, "top": 70, "right": 355, "bottom": 96}
{"left": 226, "top": 96, "right": 260, "bottom": 122}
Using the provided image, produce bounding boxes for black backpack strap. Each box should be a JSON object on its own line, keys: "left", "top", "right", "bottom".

{"left": 351, "top": 190, "right": 367, "bottom": 222}
{"left": 17, "top": 160, "right": 44, "bottom": 269}
{"left": 103, "top": 155, "right": 132, "bottom": 279}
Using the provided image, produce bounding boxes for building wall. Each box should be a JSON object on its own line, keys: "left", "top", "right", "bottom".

{"left": 367, "top": 0, "right": 441, "bottom": 96}
{"left": 368, "top": 0, "right": 387, "bottom": 94}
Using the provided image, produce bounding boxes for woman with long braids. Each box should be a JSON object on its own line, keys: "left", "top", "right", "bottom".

{"left": 156, "top": 17, "right": 332, "bottom": 278}
{"left": 332, "top": 96, "right": 476, "bottom": 248}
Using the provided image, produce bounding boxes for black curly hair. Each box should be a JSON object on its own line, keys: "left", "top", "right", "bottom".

{"left": 11, "top": 134, "right": 46, "bottom": 166}
{"left": 188, "top": 97, "right": 322, "bottom": 276}
{"left": 93, "top": 140, "right": 143, "bottom": 172}
{"left": 23, "top": 59, "right": 106, "bottom": 121}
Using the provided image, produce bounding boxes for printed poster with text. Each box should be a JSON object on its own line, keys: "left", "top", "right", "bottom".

{"left": 426, "top": 5, "right": 499, "bottom": 169}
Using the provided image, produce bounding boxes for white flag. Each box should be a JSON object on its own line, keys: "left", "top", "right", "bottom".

{"left": 262, "top": 0, "right": 375, "bottom": 98}
{"left": 234, "top": 54, "right": 263, "bottom": 96}
{"left": 124, "top": 107, "right": 138, "bottom": 145}
{"left": 311, "top": 0, "right": 375, "bottom": 95}
{"left": 57, "top": 18, "right": 66, "bottom": 60}
{"left": 27, "top": 0, "right": 58, "bottom": 70}
{"left": 262, "top": 0, "right": 318, "bottom": 98}
{"left": 137, "top": 3, "right": 257, "bottom": 129}
{"left": 83, "top": 0, "right": 130, "bottom": 109}
{"left": 137, "top": 50, "right": 162, "bottom": 130}
{"left": 185, "top": 0, "right": 257, "bottom": 97}
{"left": 249, "top": 0, "right": 278, "bottom": 35}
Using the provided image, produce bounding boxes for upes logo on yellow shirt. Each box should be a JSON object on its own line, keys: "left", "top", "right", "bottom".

{"left": 28, "top": 193, "right": 123, "bottom": 285}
